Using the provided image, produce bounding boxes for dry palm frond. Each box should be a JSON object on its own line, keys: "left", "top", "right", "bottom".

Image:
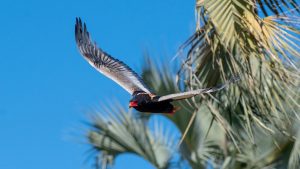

{"left": 176, "top": 0, "right": 300, "bottom": 146}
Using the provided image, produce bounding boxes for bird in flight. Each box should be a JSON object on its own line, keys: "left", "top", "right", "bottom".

{"left": 75, "top": 18, "right": 238, "bottom": 114}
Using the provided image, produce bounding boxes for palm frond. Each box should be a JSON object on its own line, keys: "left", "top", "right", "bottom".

{"left": 255, "top": 0, "right": 300, "bottom": 16}
{"left": 196, "top": 0, "right": 300, "bottom": 17}
{"left": 87, "top": 103, "right": 176, "bottom": 169}
{"left": 177, "top": 0, "right": 300, "bottom": 145}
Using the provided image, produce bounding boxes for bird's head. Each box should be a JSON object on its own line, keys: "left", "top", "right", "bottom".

{"left": 129, "top": 92, "right": 152, "bottom": 108}
{"left": 129, "top": 100, "right": 139, "bottom": 108}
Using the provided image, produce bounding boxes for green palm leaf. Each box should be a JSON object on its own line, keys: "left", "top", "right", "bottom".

{"left": 87, "top": 103, "right": 176, "bottom": 169}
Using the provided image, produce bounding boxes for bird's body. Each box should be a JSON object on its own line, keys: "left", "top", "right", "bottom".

{"left": 75, "top": 18, "right": 239, "bottom": 114}
{"left": 129, "top": 91, "right": 175, "bottom": 114}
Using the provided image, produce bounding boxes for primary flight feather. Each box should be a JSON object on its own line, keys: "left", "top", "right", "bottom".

{"left": 75, "top": 18, "right": 238, "bottom": 114}
{"left": 75, "top": 18, "right": 152, "bottom": 94}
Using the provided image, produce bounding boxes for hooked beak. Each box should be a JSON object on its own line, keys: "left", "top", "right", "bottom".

{"left": 129, "top": 101, "right": 138, "bottom": 108}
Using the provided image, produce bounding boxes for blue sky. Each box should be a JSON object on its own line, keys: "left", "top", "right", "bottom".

{"left": 0, "top": 0, "right": 195, "bottom": 169}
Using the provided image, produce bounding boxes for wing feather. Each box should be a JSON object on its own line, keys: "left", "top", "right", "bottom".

{"left": 157, "top": 76, "right": 239, "bottom": 102}
{"left": 75, "top": 18, "right": 152, "bottom": 95}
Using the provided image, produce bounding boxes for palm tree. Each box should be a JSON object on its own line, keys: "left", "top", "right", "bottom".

{"left": 84, "top": 1, "right": 300, "bottom": 168}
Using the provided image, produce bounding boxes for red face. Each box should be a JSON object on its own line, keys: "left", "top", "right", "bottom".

{"left": 129, "top": 101, "right": 138, "bottom": 108}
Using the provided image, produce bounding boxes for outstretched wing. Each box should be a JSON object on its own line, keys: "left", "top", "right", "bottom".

{"left": 75, "top": 18, "right": 152, "bottom": 95}
{"left": 157, "top": 76, "right": 239, "bottom": 102}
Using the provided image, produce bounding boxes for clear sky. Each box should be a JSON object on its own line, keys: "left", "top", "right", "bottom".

{"left": 0, "top": 0, "right": 195, "bottom": 169}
